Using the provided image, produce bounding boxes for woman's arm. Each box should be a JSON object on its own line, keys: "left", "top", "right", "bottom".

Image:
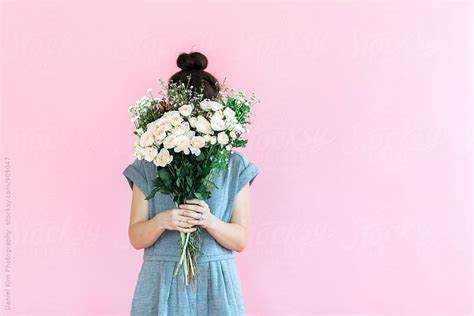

{"left": 128, "top": 184, "right": 166, "bottom": 250}
{"left": 180, "top": 183, "right": 253, "bottom": 252}
{"left": 207, "top": 183, "right": 251, "bottom": 252}
{"left": 128, "top": 184, "right": 198, "bottom": 250}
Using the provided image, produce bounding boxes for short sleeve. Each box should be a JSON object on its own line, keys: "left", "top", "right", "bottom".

{"left": 235, "top": 153, "right": 260, "bottom": 195}
{"left": 122, "top": 158, "right": 150, "bottom": 197}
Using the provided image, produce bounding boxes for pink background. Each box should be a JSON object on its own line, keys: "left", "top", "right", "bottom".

{"left": 1, "top": 0, "right": 472, "bottom": 315}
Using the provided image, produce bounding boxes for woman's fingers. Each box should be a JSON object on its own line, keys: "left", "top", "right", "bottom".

{"left": 185, "top": 218, "right": 202, "bottom": 225}
{"left": 175, "top": 216, "right": 194, "bottom": 226}
{"left": 177, "top": 226, "right": 197, "bottom": 233}
{"left": 185, "top": 199, "right": 207, "bottom": 207}
{"left": 179, "top": 203, "right": 203, "bottom": 213}
{"left": 179, "top": 209, "right": 202, "bottom": 220}
{"left": 174, "top": 201, "right": 211, "bottom": 230}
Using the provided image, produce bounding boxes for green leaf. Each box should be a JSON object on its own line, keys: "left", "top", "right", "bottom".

{"left": 158, "top": 168, "right": 173, "bottom": 187}
{"left": 186, "top": 176, "right": 193, "bottom": 187}
{"left": 196, "top": 153, "right": 206, "bottom": 161}
{"left": 194, "top": 192, "right": 206, "bottom": 200}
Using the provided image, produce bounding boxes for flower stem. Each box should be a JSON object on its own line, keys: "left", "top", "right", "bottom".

{"left": 174, "top": 231, "right": 191, "bottom": 277}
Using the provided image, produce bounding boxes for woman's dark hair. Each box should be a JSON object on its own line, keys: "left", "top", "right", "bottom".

{"left": 169, "top": 51, "right": 220, "bottom": 99}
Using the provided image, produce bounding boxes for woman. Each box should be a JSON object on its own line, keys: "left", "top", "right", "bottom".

{"left": 122, "top": 51, "right": 260, "bottom": 315}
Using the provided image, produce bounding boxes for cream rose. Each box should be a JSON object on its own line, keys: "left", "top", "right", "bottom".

{"left": 163, "top": 135, "right": 176, "bottom": 149}
{"left": 178, "top": 104, "right": 193, "bottom": 117}
{"left": 152, "top": 125, "right": 167, "bottom": 141}
{"left": 200, "top": 100, "right": 224, "bottom": 111}
{"left": 191, "top": 136, "right": 206, "bottom": 149}
{"left": 188, "top": 116, "right": 197, "bottom": 128}
{"left": 210, "top": 112, "right": 226, "bottom": 131}
{"left": 209, "top": 100, "right": 224, "bottom": 111}
{"left": 195, "top": 115, "right": 212, "bottom": 134}
{"left": 146, "top": 121, "right": 158, "bottom": 133}
{"left": 172, "top": 121, "right": 190, "bottom": 136}
{"left": 167, "top": 111, "right": 183, "bottom": 127}
{"left": 173, "top": 134, "right": 191, "bottom": 154}
{"left": 154, "top": 148, "right": 173, "bottom": 167}
{"left": 139, "top": 131, "right": 154, "bottom": 147}
{"left": 185, "top": 130, "right": 196, "bottom": 139}
{"left": 157, "top": 117, "right": 173, "bottom": 131}
{"left": 223, "top": 107, "right": 236, "bottom": 120}
{"left": 143, "top": 146, "right": 158, "bottom": 162}
{"left": 199, "top": 100, "right": 212, "bottom": 111}
{"left": 217, "top": 132, "right": 229, "bottom": 145}
{"left": 134, "top": 145, "right": 146, "bottom": 160}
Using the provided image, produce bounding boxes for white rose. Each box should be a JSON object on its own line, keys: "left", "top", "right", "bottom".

{"left": 217, "top": 132, "right": 229, "bottom": 145}
{"left": 185, "top": 130, "right": 195, "bottom": 139}
{"left": 172, "top": 121, "right": 190, "bottom": 136}
{"left": 209, "top": 100, "right": 224, "bottom": 111}
{"left": 210, "top": 112, "right": 226, "bottom": 131}
{"left": 225, "top": 120, "right": 235, "bottom": 130}
{"left": 200, "top": 100, "right": 224, "bottom": 111}
{"left": 209, "top": 136, "right": 217, "bottom": 144}
{"left": 178, "top": 104, "right": 193, "bottom": 117}
{"left": 154, "top": 148, "right": 173, "bottom": 167}
{"left": 229, "top": 131, "right": 237, "bottom": 139}
{"left": 191, "top": 136, "right": 206, "bottom": 149}
{"left": 223, "top": 107, "right": 236, "bottom": 120}
{"left": 168, "top": 111, "right": 183, "bottom": 127}
{"left": 143, "top": 146, "right": 158, "bottom": 162}
{"left": 188, "top": 117, "right": 197, "bottom": 128}
{"left": 199, "top": 100, "right": 212, "bottom": 111}
{"left": 173, "top": 135, "right": 191, "bottom": 154}
{"left": 134, "top": 145, "right": 146, "bottom": 160}
{"left": 195, "top": 115, "right": 212, "bottom": 134}
{"left": 163, "top": 135, "right": 176, "bottom": 149}
{"left": 157, "top": 118, "right": 173, "bottom": 131}
{"left": 152, "top": 125, "right": 167, "bottom": 141}
{"left": 146, "top": 121, "right": 158, "bottom": 131}
{"left": 139, "top": 131, "right": 154, "bottom": 147}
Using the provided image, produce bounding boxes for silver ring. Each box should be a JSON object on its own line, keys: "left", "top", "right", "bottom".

{"left": 199, "top": 214, "right": 203, "bottom": 221}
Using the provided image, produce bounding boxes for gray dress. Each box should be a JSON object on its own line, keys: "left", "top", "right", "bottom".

{"left": 122, "top": 151, "right": 260, "bottom": 316}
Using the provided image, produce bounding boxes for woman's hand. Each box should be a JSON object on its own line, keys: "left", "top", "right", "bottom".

{"left": 156, "top": 207, "right": 198, "bottom": 233}
{"left": 178, "top": 199, "right": 216, "bottom": 229}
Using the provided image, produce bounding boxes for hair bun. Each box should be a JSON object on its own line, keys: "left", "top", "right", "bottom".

{"left": 177, "top": 52, "right": 208, "bottom": 71}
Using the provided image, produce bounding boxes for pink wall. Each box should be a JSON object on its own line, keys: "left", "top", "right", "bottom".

{"left": 1, "top": 0, "right": 472, "bottom": 315}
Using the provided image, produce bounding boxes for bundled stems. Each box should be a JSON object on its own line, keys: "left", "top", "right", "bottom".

{"left": 173, "top": 202, "right": 198, "bottom": 288}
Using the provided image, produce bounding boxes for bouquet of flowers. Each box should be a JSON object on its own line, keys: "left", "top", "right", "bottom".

{"left": 128, "top": 75, "right": 258, "bottom": 288}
